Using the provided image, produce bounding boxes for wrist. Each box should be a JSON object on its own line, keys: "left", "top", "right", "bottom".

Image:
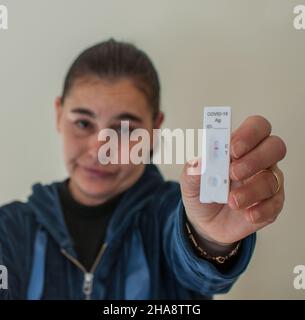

{"left": 186, "top": 217, "right": 236, "bottom": 247}
{"left": 185, "top": 221, "right": 241, "bottom": 264}
{"left": 191, "top": 224, "right": 236, "bottom": 253}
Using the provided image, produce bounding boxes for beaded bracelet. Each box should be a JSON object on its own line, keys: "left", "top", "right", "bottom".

{"left": 185, "top": 222, "right": 241, "bottom": 264}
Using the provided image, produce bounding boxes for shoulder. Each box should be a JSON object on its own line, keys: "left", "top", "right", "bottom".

{"left": 0, "top": 180, "right": 62, "bottom": 220}
{"left": 0, "top": 201, "right": 36, "bottom": 235}
{"left": 148, "top": 180, "right": 181, "bottom": 217}
{"left": 154, "top": 180, "right": 181, "bottom": 202}
{"left": 0, "top": 201, "right": 33, "bottom": 221}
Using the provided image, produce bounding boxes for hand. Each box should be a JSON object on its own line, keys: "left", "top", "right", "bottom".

{"left": 180, "top": 115, "right": 287, "bottom": 246}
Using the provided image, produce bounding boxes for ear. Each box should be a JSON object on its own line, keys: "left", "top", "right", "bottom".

{"left": 153, "top": 111, "right": 164, "bottom": 129}
{"left": 55, "top": 96, "right": 63, "bottom": 133}
{"left": 150, "top": 112, "right": 164, "bottom": 156}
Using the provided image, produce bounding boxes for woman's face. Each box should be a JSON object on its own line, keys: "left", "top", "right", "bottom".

{"left": 55, "top": 77, "right": 163, "bottom": 206}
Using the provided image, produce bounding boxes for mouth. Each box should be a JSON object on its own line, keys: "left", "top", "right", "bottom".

{"left": 82, "top": 166, "right": 118, "bottom": 179}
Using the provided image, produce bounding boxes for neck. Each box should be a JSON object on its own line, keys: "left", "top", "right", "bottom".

{"left": 68, "top": 180, "right": 115, "bottom": 206}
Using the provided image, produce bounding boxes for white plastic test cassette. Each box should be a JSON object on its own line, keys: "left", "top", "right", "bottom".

{"left": 200, "top": 107, "right": 231, "bottom": 203}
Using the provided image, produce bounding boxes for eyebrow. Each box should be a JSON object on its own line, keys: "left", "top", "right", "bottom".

{"left": 112, "top": 113, "right": 143, "bottom": 123}
{"left": 70, "top": 108, "right": 143, "bottom": 123}
{"left": 71, "top": 108, "right": 96, "bottom": 118}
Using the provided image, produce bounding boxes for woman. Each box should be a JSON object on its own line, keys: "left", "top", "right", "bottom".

{"left": 0, "top": 39, "right": 286, "bottom": 299}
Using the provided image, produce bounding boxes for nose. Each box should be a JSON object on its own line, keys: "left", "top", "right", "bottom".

{"left": 87, "top": 133, "right": 102, "bottom": 160}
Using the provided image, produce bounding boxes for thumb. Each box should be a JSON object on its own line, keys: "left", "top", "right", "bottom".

{"left": 180, "top": 158, "right": 202, "bottom": 199}
{"left": 180, "top": 157, "right": 223, "bottom": 218}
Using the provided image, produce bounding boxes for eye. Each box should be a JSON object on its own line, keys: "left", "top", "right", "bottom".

{"left": 112, "top": 125, "right": 136, "bottom": 135}
{"left": 75, "top": 119, "right": 91, "bottom": 130}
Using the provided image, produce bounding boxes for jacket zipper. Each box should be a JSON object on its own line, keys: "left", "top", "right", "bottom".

{"left": 61, "top": 243, "right": 108, "bottom": 300}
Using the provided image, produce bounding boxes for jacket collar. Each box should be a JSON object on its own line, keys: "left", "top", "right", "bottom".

{"left": 27, "top": 164, "right": 165, "bottom": 256}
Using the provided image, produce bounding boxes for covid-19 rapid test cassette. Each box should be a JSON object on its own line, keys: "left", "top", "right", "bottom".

{"left": 200, "top": 107, "right": 231, "bottom": 203}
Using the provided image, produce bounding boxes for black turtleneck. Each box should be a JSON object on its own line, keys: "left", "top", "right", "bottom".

{"left": 58, "top": 180, "right": 122, "bottom": 271}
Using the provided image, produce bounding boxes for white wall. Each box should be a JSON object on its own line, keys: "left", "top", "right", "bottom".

{"left": 0, "top": 0, "right": 304, "bottom": 299}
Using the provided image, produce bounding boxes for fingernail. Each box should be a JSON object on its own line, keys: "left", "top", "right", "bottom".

{"left": 232, "top": 162, "right": 248, "bottom": 180}
{"left": 232, "top": 141, "right": 246, "bottom": 158}
{"left": 234, "top": 193, "right": 244, "bottom": 208}
{"left": 267, "top": 217, "right": 276, "bottom": 223}
{"left": 250, "top": 210, "right": 261, "bottom": 223}
{"left": 229, "top": 195, "right": 238, "bottom": 209}
{"left": 229, "top": 194, "right": 239, "bottom": 209}
{"left": 186, "top": 158, "right": 200, "bottom": 176}
{"left": 187, "top": 158, "right": 199, "bottom": 167}
{"left": 245, "top": 212, "right": 253, "bottom": 223}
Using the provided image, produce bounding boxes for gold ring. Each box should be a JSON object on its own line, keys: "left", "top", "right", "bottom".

{"left": 257, "top": 168, "right": 281, "bottom": 194}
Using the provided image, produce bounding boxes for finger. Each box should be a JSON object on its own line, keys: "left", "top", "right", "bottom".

{"left": 244, "top": 187, "right": 285, "bottom": 224}
{"left": 230, "top": 135, "right": 286, "bottom": 181}
{"left": 228, "top": 166, "right": 284, "bottom": 210}
{"left": 180, "top": 158, "right": 221, "bottom": 214}
{"left": 231, "top": 115, "right": 272, "bottom": 159}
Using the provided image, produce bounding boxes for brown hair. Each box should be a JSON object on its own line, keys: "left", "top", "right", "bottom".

{"left": 61, "top": 38, "right": 160, "bottom": 119}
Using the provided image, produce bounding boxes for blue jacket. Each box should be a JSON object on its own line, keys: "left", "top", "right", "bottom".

{"left": 0, "top": 164, "right": 255, "bottom": 300}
